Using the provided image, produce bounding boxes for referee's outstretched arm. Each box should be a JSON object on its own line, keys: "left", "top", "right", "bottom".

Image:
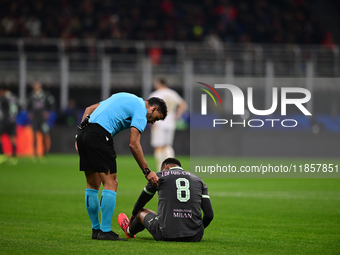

{"left": 129, "top": 127, "right": 159, "bottom": 187}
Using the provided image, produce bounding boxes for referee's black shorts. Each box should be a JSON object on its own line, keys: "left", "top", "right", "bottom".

{"left": 77, "top": 123, "right": 117, "bottom": 173}
{"left": 144, "top": 212, "right": 204, "bottom": 242}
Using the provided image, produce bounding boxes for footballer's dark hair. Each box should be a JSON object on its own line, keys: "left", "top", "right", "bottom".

{"left": 147, "top": 97, "right": 168, "bottom": 120}
{"left": 161, "top": 158, "right": 182, "bottom": 169}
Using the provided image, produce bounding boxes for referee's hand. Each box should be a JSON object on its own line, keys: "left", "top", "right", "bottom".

{"left": 146, "top": 171, "right": 159, "bottom": 187}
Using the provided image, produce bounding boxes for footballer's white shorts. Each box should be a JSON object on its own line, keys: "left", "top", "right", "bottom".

{"left": 151, "top": 126, "right": 175, "bottom": 148}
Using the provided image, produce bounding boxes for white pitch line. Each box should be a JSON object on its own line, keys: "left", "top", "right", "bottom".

{"left": 210, "top": 191, "right": 340, "bottom": 201}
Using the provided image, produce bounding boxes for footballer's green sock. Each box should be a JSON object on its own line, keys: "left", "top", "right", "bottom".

{"left": 85, "top": 188, "right": 100, "bottom": 230}
{"left": 100, "top": 189, "right": 117, "bottom": 232}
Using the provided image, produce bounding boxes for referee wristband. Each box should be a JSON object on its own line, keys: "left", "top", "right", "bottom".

{"left": 142, "top": 167, "right": 151, "bottom": 177}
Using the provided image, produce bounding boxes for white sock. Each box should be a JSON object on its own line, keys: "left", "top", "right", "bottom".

{"left": 154, "top": 148, "right": 165, "bottom": 171}
{"left": 164, "top": 145, "right": 175, "bottom": 158}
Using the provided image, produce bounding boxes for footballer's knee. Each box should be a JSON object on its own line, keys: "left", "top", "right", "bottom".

{"left": 155, "top": 146, "right": 166, "bottom": 152}
{"left": 137, "top": 208, "right": 154, "bottom": 224}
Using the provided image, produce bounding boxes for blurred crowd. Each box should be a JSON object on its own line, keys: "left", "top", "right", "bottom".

{"left": 0, "top": 0, "right": 333, "bottom": 45}
{"left": 0, "top": 82, "right": 83, "bottom": 161}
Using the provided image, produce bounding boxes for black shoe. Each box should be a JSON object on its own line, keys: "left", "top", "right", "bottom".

{"left": 97, "top": 230, "right": 127, "bottom": 241}
{"left": 92, "top": 229, "right": 101, "bottom": 239}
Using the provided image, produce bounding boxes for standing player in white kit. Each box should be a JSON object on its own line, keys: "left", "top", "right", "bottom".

{"left": 149, "top": 78, "right": 187, "bottom": 171}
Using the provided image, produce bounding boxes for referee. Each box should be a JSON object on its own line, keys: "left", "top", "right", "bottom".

{"left": 76, "top": 92, "right": 167, "bottom": 241}
{"left": 118, "top": 157, "right": 214, "bottom": 242}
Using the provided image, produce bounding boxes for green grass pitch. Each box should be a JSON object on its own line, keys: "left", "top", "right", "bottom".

{"left": 0, "top": 154, "right": 339, "bottom": 254}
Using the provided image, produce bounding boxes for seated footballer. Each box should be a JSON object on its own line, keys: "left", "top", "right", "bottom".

{"left": 118, "top": 157, "right": 214, "bottom": 242}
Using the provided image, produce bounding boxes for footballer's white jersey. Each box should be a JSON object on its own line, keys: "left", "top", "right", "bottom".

{"left": 149, "top": 88, "right": 183, "bottom": 130}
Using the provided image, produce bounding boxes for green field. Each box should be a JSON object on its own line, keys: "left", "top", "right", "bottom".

{"left": 0, "top": 155, "right": 339, "bottom": 254}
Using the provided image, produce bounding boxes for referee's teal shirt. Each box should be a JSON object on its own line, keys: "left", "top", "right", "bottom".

{"left": 89, "top": 93, "right": 147, "bottom": 137}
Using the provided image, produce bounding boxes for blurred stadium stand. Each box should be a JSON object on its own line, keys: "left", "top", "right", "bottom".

{"left": 1, "top": 0, "right": 338, "bottom": 44}
{"left": 0, "top": 0, "right": 339, "bottom": 156}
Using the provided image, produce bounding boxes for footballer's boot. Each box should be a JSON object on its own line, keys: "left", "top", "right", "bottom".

{"left": 92, "top": 229, "right": 101, "bottom": 239}
{"left": 118, "top": 213, "right": 136, "bottom": 238}
{"left": 97, "top": 230, "right": 127, "bottom": 241}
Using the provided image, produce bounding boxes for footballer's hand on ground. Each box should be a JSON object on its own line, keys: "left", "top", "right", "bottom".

{"left": 146, "top": 171, "right": 159, "bottom": 187}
